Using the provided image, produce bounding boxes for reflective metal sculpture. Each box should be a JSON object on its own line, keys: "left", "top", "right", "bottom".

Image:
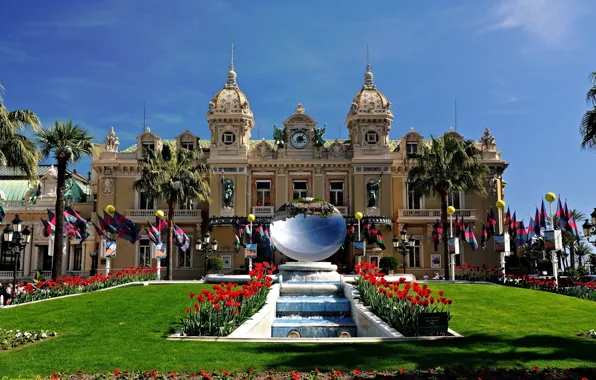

{"left": 270, "top": 198, "right": 346, "bottom": 262}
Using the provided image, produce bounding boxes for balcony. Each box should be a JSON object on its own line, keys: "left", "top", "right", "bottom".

{"left": 252, "top": 206, "right": 274, "bottom": 217}
{"left": 335, "top": 206, "right": 349, "bottom": 216}
{"left": 126, "top": 209, "right": 202, "bottom": 222}
{"left": 398, "top": 208, "right": 476, "bottom": 222}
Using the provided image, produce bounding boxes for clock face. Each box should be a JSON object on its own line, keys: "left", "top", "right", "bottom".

{"left": 290, "top": 131, "right": 310, "bottom": 149}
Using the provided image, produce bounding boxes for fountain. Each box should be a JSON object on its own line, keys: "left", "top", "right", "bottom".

{"left": 269, "top": 198, "right": 356, "bottom": 338}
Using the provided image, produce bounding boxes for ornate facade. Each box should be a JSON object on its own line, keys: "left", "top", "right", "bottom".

{"left": 89, "top": 58, "right": 509, "bottom": 279}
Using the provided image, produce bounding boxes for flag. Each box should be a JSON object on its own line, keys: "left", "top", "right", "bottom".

{"left": 233, "top": 231, "right": 241, "bottom": 248}
{"left": 564, "top": 200, "right": 571, "bottom": 220}
{"left": 540, "top": 200, "right": 547, "bottom": 229}
{"left": 487, "top": 208, "right": 496, "bottom": 236}
{"left": 145, "top": 222, "right": 160, "bottom": 246}
{"left": 481, "top": 223, "right": 487, "bottom": 250}
{"left": 435, "top": 219, "right": 443, "bottom": 236}
{"left": 363, "top": 222, "right": 370, "bottom": 239}
{"left": 245, "top": 224, "right": 252, "bottom": 243}
{"left": 527, "top": 217, "right": 536, "bottom": 244}
{"left": 556, "top": 198, "right": 564, "bottom": 218}
{"left": 567, "top": 215, "right": 580, "bottom": 242}
{"left": 454, "top": 215, "right": 461, "bottom": 235}
{"left": 459, "top": 216, "right": 466, "bottom": 240}
{"left": 464, "top": 224, "right": 478, "bottom": 250}
{"left": 375, "top": 231, "right": 385, "bottom": 250}
{"left": 112, "top": 211, "right": 142, "bottom": 244}
{"left": 173, "top": 224, "right": 190, "bottom": 252}
{"left": 0, "top": 203, "right": 5, "bottom": 224}
{"left": 91, "top": 222, "right": 104, "bottom": 238}
{"left": 432, "top": 227, "right": 439, "bottom": 252}
{"left": 505, "top": 207, "right": 512, "bottom": 230}
{"left": 515, "top": 221, "right": 527, "bottom": 247}
{"left": 256, "top": 224, "right": 265, "bottom": 241}
{"left": 534, "top": 207, "right": 542, "bottom": 235}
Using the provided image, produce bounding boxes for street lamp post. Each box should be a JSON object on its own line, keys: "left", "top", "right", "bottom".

{"left": 393, "top": 227, "right": 415, "bottom": 274}
{"left": 195, "top": 233, "right": 218, "bottom": 277}
{"left": 582, "top": 210, "right": 596, "bottom": 274}
{"left": 544, "top": 192, "right": 560, "bottom": 285}
{"left": 447, "top": 206, "right": 457, "bottom": 281}
{"left": 89, "top": 250, "right": 98, "bottom": 276}
{"left": 2, "top": 215, "right": 31, "bottom": 287}
{"left": 355, "top": 212, "right": 363, "bottom": 265}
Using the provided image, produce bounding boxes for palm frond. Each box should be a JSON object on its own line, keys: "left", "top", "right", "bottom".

{"left": 37, "top": 120, "right": 98, "bottom": 164}
{"left": 580, "top": 108, "right": 596, "bottom": 151}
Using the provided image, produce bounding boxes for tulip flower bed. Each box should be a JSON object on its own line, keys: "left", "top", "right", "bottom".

{"left": 42, "top": 366, "right": 596, "bottom": 379}
{"left": 180, "top": 262, "right": 273, "bottom": 336}
{"left": 12, "top": 266, "right": 159, "bottom": 305}
{"left": 0, "top": 328, "right": 57, "bottom": 350}
{"left": 354, "top": 262, "right": 452, "bottom": 336}
{"left": 455, "top": 263, "right": 500, "bottom": 282}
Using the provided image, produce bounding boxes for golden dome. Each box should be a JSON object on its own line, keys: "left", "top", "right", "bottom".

{"left": 348, "top": 64, "right": 392, "bottom": 114}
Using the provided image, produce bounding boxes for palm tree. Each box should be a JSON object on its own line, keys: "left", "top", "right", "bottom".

{"left": 575, "top": 242, "right": 591, "bottom": 268}
{"left": 0, "top": 82, "right": 42, "bottom": 180}
{"left": 37, "top": 120, "right": 98, "bottom": 279}
{"left": 134, "top": 141, "right": 211, "bottom": 280}
{"left": 408, "top": 132, "right": 489, "bottom": 279}
{"left": 580, "top": 72, "right": 596, "bottom": 150}
{"left": 548, "top": 209, "right": 585, "bottom": 269}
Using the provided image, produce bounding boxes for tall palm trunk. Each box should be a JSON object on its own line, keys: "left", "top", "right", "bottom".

{"left": 578, "top": 251, "right": 583, "bottom": 267}
{"left": 569, "top": 244, "right": 576, "bottom": 270}
{"left": 441, "top": 190, "right": 450, "bottom": 280}
{"left": 167, "top": 202, "right": 175, "bottom": 280}
{"left": 51, "top": 160, "right": 67, "bottom": 280}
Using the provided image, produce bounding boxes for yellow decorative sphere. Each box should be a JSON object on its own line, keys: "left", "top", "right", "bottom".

{"left": 545, "top": 192, "right": 556, "bottom": 203}
{"left": 447, "top": 206, "right": 456, "bottom": 215}
{"left": 105, "top": 205, "right": 115, "bottom": 214}
{"left": 247, "top": 214, "right": 256, "bottom": 223}
{"left": 355, "top": 212, "right": 363, "bottom": 220}
{"left": 496, "top": 200, "right": 506, "bottom": 210}
{"left": 156, "top": 210, "right": 165, "bottom": 218}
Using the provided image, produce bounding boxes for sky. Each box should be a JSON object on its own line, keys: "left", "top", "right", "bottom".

{"left": 1, "top": 0, "right": 596, "bottom": 236}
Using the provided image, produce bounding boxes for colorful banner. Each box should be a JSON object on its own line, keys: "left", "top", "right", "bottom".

{"left": 104, "top": 239, "right": 117, "bottom": 258}
{"left": 245, "top": 243, "right": 257, "bottom": 259}
{"left": 353, "top": 241, "right": 366, "bottom": 257}
{"left": 431, "top": 254, "right": 441, "bottom": 269}
{"left": 153, "top": 242, "right": 167, "bottom": 259}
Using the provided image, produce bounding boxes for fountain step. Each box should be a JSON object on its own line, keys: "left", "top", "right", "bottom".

{"left": 271, "top": 317, "right": 357, "bottom": 338}
{"left": 276, "top": 296, "right": 350, "bottom": 316}
{"left": 280, "top": 282, "right": 343, "bottom": 296}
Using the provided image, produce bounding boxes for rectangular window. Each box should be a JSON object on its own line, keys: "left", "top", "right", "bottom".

{"left": 142, "top": 142, "right": 155, "bottom": 155}
{"left": 370, "top": 256, "right": 380, "bottom": 267}
{"left": 365, "top": 131, "right": 379, "bottom": 144}
{"left": 0, "top": 240, "right": 15, "bottom": 270}
{"left": 139, "top": 192, "right": 154, "bottom": 210}
{"left": 256, "top": 180, "right": 271, "bottom": 206}
{"left": 450, "top": 191, "right": 463, "bottom": 210}
{"left": 407, "top": 183, "right": 422, "bottom": 210}
{"left": 292, "top": 180, "right": 308, "bottom": 200}
{"left": 181, "top": 142, "right": 194, "bottom": 150}
{"left": 180, "top": 198, "right": 194, "bottom": 210}
{"left": 178, "top": 246, "right": 191, "bottom": 268}
{"left": 73, "top": 245, "right": 83, "bottom": 271}
{"left": 329, "top": 181, "right": 344, "bottom": 206}
{"left": 40, "top": 245, "right": 52, "bottom": 271}
{"left": 406, "top": 142, "right": 418, "bottom": 154}
{"left": 222, "top": 255, "right": 232, "bottom": 269}
{"left": 139, "top": 239, "right": 152, "bottom": 267}
{"left": 409, "top": 239, "right": 421, "bottom": 268}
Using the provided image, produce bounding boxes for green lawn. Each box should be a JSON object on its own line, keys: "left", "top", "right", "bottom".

{"left": 0, "top": 283, "right": 595, "bottom": 377}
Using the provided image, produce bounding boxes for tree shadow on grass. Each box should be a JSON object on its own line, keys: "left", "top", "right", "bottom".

{"left": 233, "top": 334, "right": 596, "bottom": 371}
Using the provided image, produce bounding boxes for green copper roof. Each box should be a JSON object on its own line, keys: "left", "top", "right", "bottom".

{"left": 0, "top": 180, "right": 31, "bottom": 201}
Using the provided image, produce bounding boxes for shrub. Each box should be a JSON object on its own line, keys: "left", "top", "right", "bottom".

{"left": 0, "top": 328, "right": 56, "bottom": 350}
{"left": 207, "top": 256, "right": 224, "bottom": 272}
{"left": 181, "top": 262, "right": 274, "bottom": 336}
{"left": 355, "top": 262, "right": 452, "bottom": 336}
{"left": 379, "top": 256, "right": 399, "bottom": 274}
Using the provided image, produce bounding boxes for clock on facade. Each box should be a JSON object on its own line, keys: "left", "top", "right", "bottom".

{"left": 290, "top": 130, "right": 310, "bottom": 149}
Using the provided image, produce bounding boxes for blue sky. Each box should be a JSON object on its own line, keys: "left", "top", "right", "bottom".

{"left": 1, "top": 0, "right": 596, "bottom": 232}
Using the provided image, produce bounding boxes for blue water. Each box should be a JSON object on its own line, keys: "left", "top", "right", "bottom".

{"left": 272, "top": 284, "right": 357, "bottom": 338}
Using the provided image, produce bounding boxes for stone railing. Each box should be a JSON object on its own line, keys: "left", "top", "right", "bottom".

{"left": 398, "top": 209, "right": 476, "bottom": 219}
{"left": 0, "top": 271, "right": 23, "bottom": 280}
{"left": 126, "top": 209, "right": 201, "bottom": 220}
{"left": 335, "top": 206, "right": 349, "bottom": 216}
{"left": 251, "top": 206, "right": 274, "bottom": 217}
{"left": 2, "top": 200, "right": 26, "bottom": 208}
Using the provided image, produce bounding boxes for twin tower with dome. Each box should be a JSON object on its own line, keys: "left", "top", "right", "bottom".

{"left": 90, "top": 50, "right": 509, "bottom": 279}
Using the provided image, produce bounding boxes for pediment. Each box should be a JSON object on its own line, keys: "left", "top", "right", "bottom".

{"left": 282, "top": 113, "right": 317, "bottom": 127}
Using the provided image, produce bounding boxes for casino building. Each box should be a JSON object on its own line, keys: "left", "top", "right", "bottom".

{"left": 86, "top": 57, "right": 509, "bottom": 279}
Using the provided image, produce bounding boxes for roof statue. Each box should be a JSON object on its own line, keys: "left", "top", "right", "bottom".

{"left": 313, "top": 123, "right": 326, "bottom": 147}
{"left": 480, "top": 127, "right": 496, "bottom": 151}
{"left": 273, "top": 123, "right": 286, "bottom": 149}
{"left": 104, "top": 127, "right": 120, "bottom": 152}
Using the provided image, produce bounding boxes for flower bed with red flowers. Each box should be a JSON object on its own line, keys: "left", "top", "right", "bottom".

{"left": 455, "top": 263, "right": 596, "bottom": 302}
{"left": 12, "top": 266, "right": 159, "bottom": 305}
{"left": 354, "top": 262, "right": 452, "bottom": 336}
{"left": 45, "top": 366, "right": 596, "bottom": 379}
{"left": 180, "top": 262, "right": 274, "bottom": 336}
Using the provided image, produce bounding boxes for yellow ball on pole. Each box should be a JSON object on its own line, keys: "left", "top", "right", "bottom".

{"left": 105, "top": 205, "right": 115, "bottom": 214}
{"left": 355, "top": 212, "right": 363, "bottom": 220}
{"left": 156, "top": 210, "right": 165, "bottom": 218}
{"left": 545, "top": 192, "right": 556, "bottom": 203}
{"left": 496, "top": 200, "right": 506, "bottom": 210}
{"left": 247, "top": 214, "right": 256, "bottom": 223}
{"left": 447, "top": 206, "right": 456, "bottom": 215}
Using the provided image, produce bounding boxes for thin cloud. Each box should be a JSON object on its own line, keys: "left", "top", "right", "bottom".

{"left": 0, "top": 46, "right": 36, "bottom": 62}
{"left": 483, "top": 0, "right": 585, "bottom": 48}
